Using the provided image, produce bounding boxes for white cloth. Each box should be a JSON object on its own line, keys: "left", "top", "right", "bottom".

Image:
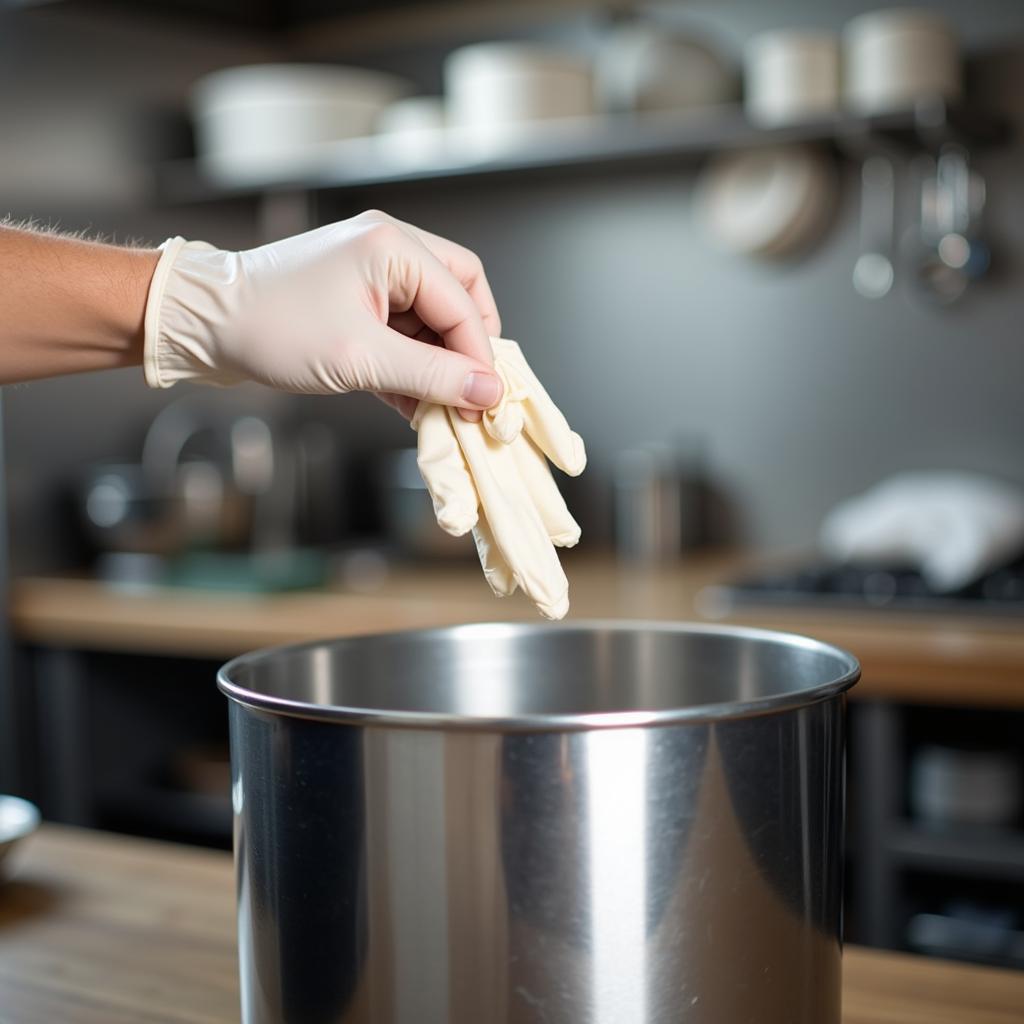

{"left": 820, "top": 472, "right": 1024, "bottom": 592}
{"left": 414, "top": 338, "right": 586, "bottom": 618}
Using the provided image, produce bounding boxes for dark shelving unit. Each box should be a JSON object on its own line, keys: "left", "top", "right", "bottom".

{"left": 888, "top": 824, "right": 1024, "bottom": 883}
{"left": 850, "top": 700, "right": 1024, "bottom": 966}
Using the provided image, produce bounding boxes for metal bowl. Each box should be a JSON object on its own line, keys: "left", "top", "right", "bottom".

{"left": 0, "top": 795, "right": 41, "bottom": 879}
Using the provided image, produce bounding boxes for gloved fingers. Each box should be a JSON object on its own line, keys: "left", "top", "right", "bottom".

{"left": 356, "top": 210, "right": 503, "bottom": 340}
{"left": 521, "top": 391, "right": 587, "bottom": 477}
{"left": 527, "top": 417, "right": 586, "bottom": 478}
{"left": 358, "top": 320, "right": 500, "bottom": 412}
{"left": 400, "top": 228, "right": 502, "bottom": 341}
{"left": 511, "top": 435, "right": 582, "bottom": 548}
{"left": 380, "top": 227, "right": 502, "bottom": 419}
{"left": 387, "top": 308, "right": 440, "bottom": 347}
{"left": 381, "top": 312, "right": 440, "bottom": 418}
{"left": 413, "top": 401, "right": 479, "bottom": 536}
{"left": 491, "top": 338, "right": 586, "bottom": 476}
{"left": 450, "top": 411, "right": 570, "bottom": 619}
{"left": 472, "top": 516, "right": 518, "bottom": 597}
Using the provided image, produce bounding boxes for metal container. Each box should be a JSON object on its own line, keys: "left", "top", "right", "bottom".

{"left": 219, "top": 622, "right": 859, "bottom": 1024}
{"left": 375, "top": 448, "right": 472, "bottom": 560}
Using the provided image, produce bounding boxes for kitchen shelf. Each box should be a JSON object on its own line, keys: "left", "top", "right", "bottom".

{"left": 887, "top": 823, "right": 1024, "bottom": 882}
{"left": 156, "top": 97, "right": 1009, "bottom": 205}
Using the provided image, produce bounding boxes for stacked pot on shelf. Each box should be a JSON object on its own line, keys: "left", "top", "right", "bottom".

{"left": 701, "top": 8, "right": 966, "bottom": 264}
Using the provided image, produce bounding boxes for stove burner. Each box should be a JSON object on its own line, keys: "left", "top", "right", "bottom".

{"left": 702, "top": 556, "right": 1024, "bottom": 617}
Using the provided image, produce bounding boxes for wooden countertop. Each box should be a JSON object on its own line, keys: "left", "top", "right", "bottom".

{"left": 10, "top": 551, "right": 1024, "bottom": 706}
{"left": 1, "top": 824, "right": 1022, "bottom": 1023}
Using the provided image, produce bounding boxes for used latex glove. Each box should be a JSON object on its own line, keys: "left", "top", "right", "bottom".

{"left": 142, "top": 210, "right": 503, "bottom": 419}
{"left": 414, "top": 337, "right": 586, "bottom": 619}
{"left": 820, "top": 472, "right": 1024, "bottom": 592}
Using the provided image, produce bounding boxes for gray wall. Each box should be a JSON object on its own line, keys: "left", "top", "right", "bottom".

{"left": 2, "top": 1, "right": 1023, "bottom": 571}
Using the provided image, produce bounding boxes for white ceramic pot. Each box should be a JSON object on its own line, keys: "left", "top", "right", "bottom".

{"left": 192, "top": 63, "right": 411, "bottom": 183}
{"left": 444, "top": 43, "right": 595, "bottom": 148}
{"left": 375, "top": 96, "right": 447, "bottom": 165}
{"left": 597, "top": 25, "right": 736, "bottom": 113}
{"left": 744, "top": 30, "right": 841, "bottom": 126}
{"left": 844, "top": 8, "right": 961, "bottom": 114}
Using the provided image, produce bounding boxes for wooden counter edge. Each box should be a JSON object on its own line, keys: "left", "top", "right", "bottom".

{"left": 9, "top": 565, "right": 1024, "bottom": 707}
{"left": 5, "top": 825, "right": 1024, "bottom": 1024}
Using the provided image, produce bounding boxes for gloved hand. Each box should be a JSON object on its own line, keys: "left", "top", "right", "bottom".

{"left": 414, "top": 337, "right": 586, "bottom": 619}
{"left": 142, "top": 210, "right": 503, "bottom": 420}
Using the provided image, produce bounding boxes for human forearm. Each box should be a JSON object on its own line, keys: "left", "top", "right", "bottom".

{"left": 0, "top": 211, "right": 504, "bottom": 417}
{"left": 0, "top": 225, "right": 159, "bottom": 384}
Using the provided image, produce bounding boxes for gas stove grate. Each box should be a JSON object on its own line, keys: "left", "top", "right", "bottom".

{"left": 701, "top": 558, "right": 1024, "bottom": 618}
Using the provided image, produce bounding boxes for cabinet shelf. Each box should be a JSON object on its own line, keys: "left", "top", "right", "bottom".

{"left": 888, "top": 823, "right": 1024, "bottom": 882}
{"left": 156, "top": 97, "right": 1009, "bottom": 205}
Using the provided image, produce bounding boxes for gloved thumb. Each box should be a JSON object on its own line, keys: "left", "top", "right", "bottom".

{"left": 361, "top": 324, "right": 504, "bottom": 410}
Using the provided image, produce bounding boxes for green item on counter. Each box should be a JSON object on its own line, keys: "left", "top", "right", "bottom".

{"left": 164, "top": 549, "right": 328, "bottom": 593}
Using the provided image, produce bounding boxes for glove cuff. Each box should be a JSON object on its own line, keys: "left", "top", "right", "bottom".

{"left": 143, "top": 237, "right": 246, "bottom": 389}
{"left": 142, "top": 236, "right": 188, "bottom": 388}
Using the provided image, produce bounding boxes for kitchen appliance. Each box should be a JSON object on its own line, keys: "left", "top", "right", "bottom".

{"left": 843, "top": 8, "right": 961, "bottom": 115}
{"left": 220, "top": 622, "right": 858, "bottom": 1024}
{"left": 0, "top": 795, "right": 40, "bottom": 879}
{"left": 699, "top": 555, "right": 1024, "bottom": 618}
{"left": 79, "top": 398, "right": 269, "bottom": 560}
{"left": 192, "top": 64, "right": 410, "bottom": 183}
{"left": 744, "top": 30, "right": 841, "bottom": 126}
{"left": 613, "top": 442, "right": 700, "bottom": 562}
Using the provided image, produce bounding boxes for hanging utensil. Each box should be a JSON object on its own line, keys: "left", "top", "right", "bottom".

{"left": 912, "top": 146, "right": 989, "bottom": 305}
{"left": 935, "top": 146, "right": 990, "bottom": 282}
{"left": 853, "top": 155, "right": 896, "bottom": 299}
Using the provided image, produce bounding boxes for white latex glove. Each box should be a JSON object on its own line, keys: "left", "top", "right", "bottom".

{"left": 142, "top": 210, "right": 503, "bottom": 420}
{"left": 414, "top": 337, "right": 586, "bottom": 619}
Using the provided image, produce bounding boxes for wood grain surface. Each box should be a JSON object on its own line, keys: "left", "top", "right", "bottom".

{"left": 1, "top": 825, "right": 1022, "bottom": 1023}
{"left": 10, "top": 551, "right": 1024, "bottom": 707}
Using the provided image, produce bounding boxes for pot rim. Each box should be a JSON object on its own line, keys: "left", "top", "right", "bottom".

{"left": 217, "top": 620, "right": 860, "bottom": 732}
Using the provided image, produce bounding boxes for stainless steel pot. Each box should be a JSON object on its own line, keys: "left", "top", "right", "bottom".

{"left": 219, "top": 622, "right": 859, "bottom": 1024}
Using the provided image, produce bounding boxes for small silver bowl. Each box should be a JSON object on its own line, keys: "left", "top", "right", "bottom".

{"left": 0, "top": 795, "right": 41, "bottom": 879}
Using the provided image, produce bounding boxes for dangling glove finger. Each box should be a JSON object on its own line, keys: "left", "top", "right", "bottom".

{"left": 413, "top": 400, "right": 518, "bottom": 597}
{"left": 472, "top": 515, "right": 518, "bottom": 598}
{"left": 412, "top": 401, "right": 478, "bottom": 537}
{"left": 489, "top": 338, "right": 586, "bottom": 476}
{"left": 451, "top": 409, "right": 570, "bottom": 620}
{"left": 511, "top": 436, "right": 581, "bottom": 548}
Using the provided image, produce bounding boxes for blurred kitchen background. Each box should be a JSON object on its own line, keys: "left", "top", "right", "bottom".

{"left": 2, "top": 0, "right": 1024, "bottom": 972}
